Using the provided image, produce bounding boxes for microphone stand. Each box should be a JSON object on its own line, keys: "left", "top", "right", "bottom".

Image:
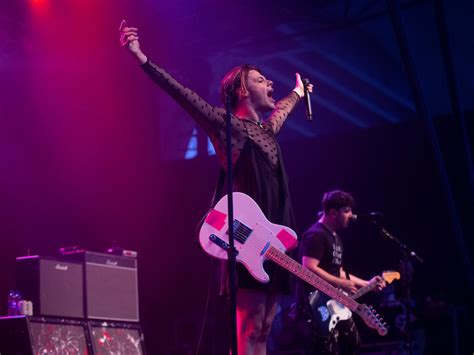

{"left": 372, "top": 221, "right": 423, "bottom": 355}
{"left": 225, "top": 92, "right": 238, "bottom": 355}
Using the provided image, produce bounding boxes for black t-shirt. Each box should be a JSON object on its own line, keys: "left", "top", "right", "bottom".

{"left": 295, "top": 221, "right": 345, "bottom": 305}
{"left": 299, "top": 222, "right": 343, "bottom": 277}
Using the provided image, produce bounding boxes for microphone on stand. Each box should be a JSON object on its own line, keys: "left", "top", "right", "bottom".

{"left": 351, "top": 212, "right": 383, "bottom": 222}
{"left": 302, "top": 78, "right": 312, "bottom": 121}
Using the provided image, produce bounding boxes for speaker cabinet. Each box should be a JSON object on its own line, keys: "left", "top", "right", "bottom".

{"left": 16, "top": 256, "right": 84, "bottom": 318}
{"left": 0, "top": 316, "right": 91, "bottom": 354}
{"left": 89, "top": 320, "right": 146, "bottom": 354}
{"left": 65, "top": 251, "right": 139, "bottom": 322}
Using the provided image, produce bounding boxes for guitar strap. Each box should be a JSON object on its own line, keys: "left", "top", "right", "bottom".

{"left": 210, "top": 167, "right": 226, "bottom": 208}
{"left": 195, "top": 167, "right": 226, "bottom": 235}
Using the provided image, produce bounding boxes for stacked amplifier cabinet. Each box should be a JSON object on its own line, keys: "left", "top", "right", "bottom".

{"left": 8, "top": 252, "right": 143, "bottom": 353}
{"left": 64, "top": 251, "right": 139, "bottom": 322}
{"left": 16, "top": 252, "right": 139, "bottom": 321}
{"left": 16, "top": 256, "right": 84, "bottom": 318}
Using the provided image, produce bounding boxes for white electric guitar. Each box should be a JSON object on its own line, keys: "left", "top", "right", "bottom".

{"left": 199, "top": 192, "right": 387, "bottom": 336}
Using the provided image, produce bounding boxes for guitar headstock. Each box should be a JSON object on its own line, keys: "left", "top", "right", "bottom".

{"left": 355, "top": 304, "right": 388, "bottom": 336}
{"left": 382, "top": 271, "right": 401, "bottom": 284}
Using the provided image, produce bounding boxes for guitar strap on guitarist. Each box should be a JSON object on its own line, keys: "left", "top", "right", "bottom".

{"left": 210, "top": 167, "right": 226, "bottom": 208}
{"left": 195, "top": 167, "right": 227, "bottom": 234}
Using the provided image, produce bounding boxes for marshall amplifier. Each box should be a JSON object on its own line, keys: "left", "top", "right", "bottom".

{"left": 0, "top": 316, "right": 91, "bottom": 354}
{"left": 16, "top": 256, "right": 84, "bottom": 318}
{"left": 64, "top": 251, "right": 139, "bottom": 322}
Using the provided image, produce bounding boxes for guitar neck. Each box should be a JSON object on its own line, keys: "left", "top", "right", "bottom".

{"left": 352, "top": 272, "right": 400, "bottom": 300}
{"left": 351, "top": 281, "right": 376, "bottom": 300}
{"left": 265, "top": 246, "right": 359, "bottom": 311}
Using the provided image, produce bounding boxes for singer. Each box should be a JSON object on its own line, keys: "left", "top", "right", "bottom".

{"left": 120, "top": 20, "right": 312, "bottom": 355}
{"left": 293, "top": 190, "right": 386, "bottom": 355}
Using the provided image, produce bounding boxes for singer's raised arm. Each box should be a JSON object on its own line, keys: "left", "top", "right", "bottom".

{"left": 140, "top": 60, "right": 225, "bottom": 135}
{"left": 266, "top": 91, "right": 300, "bottom": 135}
{"left": 119, "top": 20, "right": 224, "bottom": 136}
{"left": 266, "top": 73, "right": 313, "bottom": 134}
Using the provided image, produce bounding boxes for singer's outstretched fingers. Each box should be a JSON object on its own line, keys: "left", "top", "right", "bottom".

{"left": 119, "top": 20, "right": 147, "bottom": 64}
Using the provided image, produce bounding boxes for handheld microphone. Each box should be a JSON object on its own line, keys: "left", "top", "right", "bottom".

{"left": 351, "top": 212, "right": 383, "bottom": 222}
{"left": 302, "top": 78, "right": 312, "bottom": 121}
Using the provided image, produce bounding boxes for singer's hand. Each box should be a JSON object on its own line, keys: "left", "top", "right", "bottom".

{"left": 119, "top": 20, "right": 147, "bottom": 64}
{"left": 293, "top": 73, "right": 314, "bottom": 98}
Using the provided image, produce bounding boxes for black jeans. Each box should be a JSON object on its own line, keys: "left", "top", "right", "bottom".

{"left": 329, "top": 319, "right": 360, "bottom": 355}
{"left": 300, "top": 318, "right": 360, "bottom": 355}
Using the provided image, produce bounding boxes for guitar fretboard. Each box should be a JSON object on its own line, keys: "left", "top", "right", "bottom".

{"left": 265, "top": 246, "right": 359, "bottom": 311}
{"left": 351, "top": 281, "right": 377, "bottom": 300}
{"left": 351, "top": 272, "right": 400, "bottom": 300}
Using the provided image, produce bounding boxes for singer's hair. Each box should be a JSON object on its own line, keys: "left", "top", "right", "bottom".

{"left": 322, "top": 190, "right": 355, "bottom": 213}
{"left": 220, "top": 64, "right": 262, "bottom": 109}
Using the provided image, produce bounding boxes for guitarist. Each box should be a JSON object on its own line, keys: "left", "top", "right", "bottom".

{"left": 294, "top": 190, "right": 386, "bottom": 355}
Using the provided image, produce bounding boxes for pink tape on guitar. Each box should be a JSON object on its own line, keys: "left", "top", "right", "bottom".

{"left": 205, "top": 209, "right": 227, "bottom": 231}
{"left": 276, "top": 229, "right": 298, "bottom": 250}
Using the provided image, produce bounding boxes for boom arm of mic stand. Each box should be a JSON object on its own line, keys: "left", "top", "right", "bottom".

{"left": 373, "top": 221, "right": 424, "bottom": 263}
{"left": 371, "top": 217, "right": 421, "bottom": 355}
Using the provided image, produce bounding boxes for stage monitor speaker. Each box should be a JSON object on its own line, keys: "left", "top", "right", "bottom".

{"left": 64, "top": 251, "right": 139, "bottom": 322}
{"left": 89, "top": 320, "right": 146, "bottom": 354}
{"left": 16, "top": 256, "right": 84, "bottom": 318}
{"left": 0, "top": 316, "right": 91, "bottom": 354}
